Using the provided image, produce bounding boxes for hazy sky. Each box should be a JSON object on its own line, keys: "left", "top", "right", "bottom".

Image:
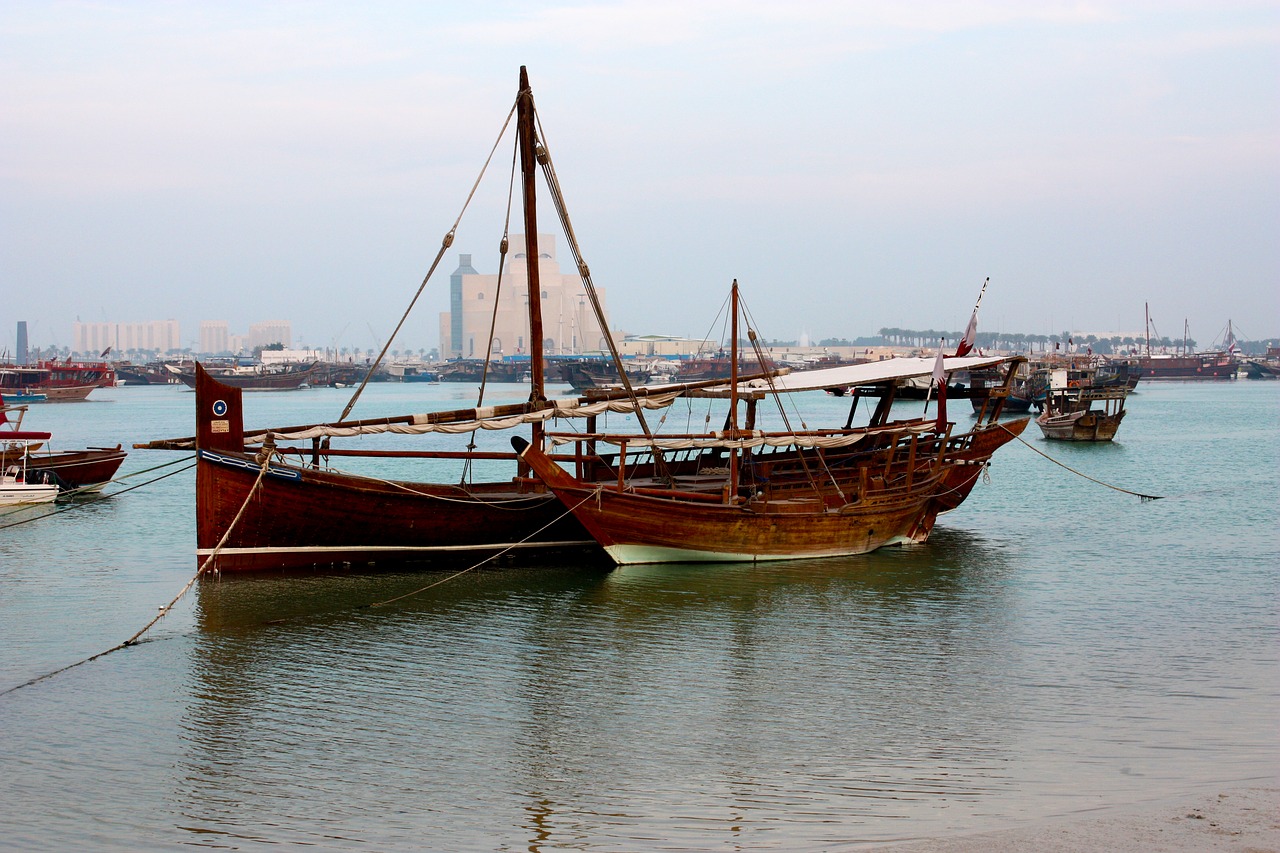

{"left": 3, "top": 1, "right": 1277, "bottom": 355}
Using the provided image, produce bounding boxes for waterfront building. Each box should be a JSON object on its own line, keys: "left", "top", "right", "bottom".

{"left": 73, "top": 319, "right": 181, "bottom": 356}
{"left": 199, "top": 321, "right": 230, "bottom": 355}
{"left": 16, "top": 321, "right": 29, "bottom": 364}
{"left": 438, "top": 234, "right": 611, "bottom": 359}
{"left": 248, "top": 321, "right": 292, "bottom": 350}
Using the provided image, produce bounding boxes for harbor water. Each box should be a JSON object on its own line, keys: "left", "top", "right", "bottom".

{"left": 1, "top": 379, "right": 1276, "bottom": 850}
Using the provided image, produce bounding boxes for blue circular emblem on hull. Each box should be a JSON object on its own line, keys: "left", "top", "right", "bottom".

{"left": 212, "top": 400, "right": 228, "bottom": 417}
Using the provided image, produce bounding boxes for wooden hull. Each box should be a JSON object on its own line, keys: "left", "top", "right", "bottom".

{"left": 926, "top": 417, "right": 1030, "bottom": 520}
{"left": 1243, "top": 360, "right": 1280, "bottom": 379}
{"left": 1, "top": 360, "right": 114, "bottom": 401}
{"left": 168, "top": 364, "right": 316, "bottom": 391}
{"left": 563, "top": 362, "right": 651, "bottom": 392}
{"left": 195, "top": 449, "right": 596, "bottom": 571}
{"left": 44, "top": 384, "right": 99, "bottom": 402}
{"left": 436, "top": 361, "right": 526, "bottom": 383}
{"left": 1123, "top": 355, "right": 1236, "bottom": 380}
{"left": 1036, "top": 408, "right": 1125, "bottom": 441}
{"left": 3, "top": 446, "right": 127, "bottom": 490}
{"left": 114, "top": 363, "right": 176, "bottom": 385}
{"left": 21, "top": 384, "right": 97, "bottom": 402}
{"left": 517, "top": 439, "right": 943, "bottom": 564}
{"left": 189, "top": 363, "right": 595, "bottom": 572}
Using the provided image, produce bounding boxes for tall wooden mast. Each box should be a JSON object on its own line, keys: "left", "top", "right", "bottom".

{"left": 517, "top": 67, "right": 546, "bottom": 416}
{"left": 728, "top": 280, "right": 740, "bottom": 501}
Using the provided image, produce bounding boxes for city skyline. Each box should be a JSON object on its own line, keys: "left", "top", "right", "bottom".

{"left": 3, "top": 2, "right": 1276, "bottom": 357}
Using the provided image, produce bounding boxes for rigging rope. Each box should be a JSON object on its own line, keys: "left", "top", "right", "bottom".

{"left": 0, "top": 450, "right": 276, "bottom": 697}
{"left": 531, "top": 107, "right": 673, "bottom": 482}
{"left": 1, "top": 451, "right": 594, "bottom": 695}
{"left": 337, "top": 100, "right": 520, "bottom": 424}
{"left": 365, "top": 490, "right": 598, "bottom": 608}
{"left": 998, "top": 423, "right": 1164, "bottom": 501}
{"left": 737, "top": 295, "right": 846, "bottom": 501}
{"left": 0, "top": 457, "right": 196, "bottom": 531}
{"left": 462, "top": 141, "right": 520, "bottom": 486}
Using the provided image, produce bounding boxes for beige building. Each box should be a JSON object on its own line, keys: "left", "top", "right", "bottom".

{"left": 73, "top": 319, "right": 181, "bottom": 356}
{"left": 195, "top": 320, "right": 290, "bottom": 355}
{"left": 439, "top": 234, "right": 610, "bottom": 359}
{"left": 199, "top": 321, "right": 230, "bottom": 355}
{"left": 617, "top": 335, "right": 717, "bottom": 358}
{"left": 248, "top": 321, "right": 292, "bottom": 350}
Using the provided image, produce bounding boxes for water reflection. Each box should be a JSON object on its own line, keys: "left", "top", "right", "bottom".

{"left": 176, "top": 535, "right": 1025, "bottom": 848}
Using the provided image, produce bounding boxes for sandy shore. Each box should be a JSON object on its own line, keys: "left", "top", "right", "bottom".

{"left": 868, "top": 787, "right": 1278, "bottom": 852}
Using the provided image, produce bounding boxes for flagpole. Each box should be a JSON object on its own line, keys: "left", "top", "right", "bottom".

{"left": 930, "top": 338, "right": 949, "bottom": 432}
{"left": 970, "top": 276, "right": 988, "bottom": 315}
{"left": 954, "top": 277, "right": 988, "bottom": 357}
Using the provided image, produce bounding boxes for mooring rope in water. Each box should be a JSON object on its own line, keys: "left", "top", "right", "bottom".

{"left": 0, "top": 456, "right": 197, "bottom": 531}
{"left": 366, "top": 490, "right": 599, "bottom": 608}
{"left": 0, "top": 451, "right": 276, "bottom": 697}
{"left": 998, "top": 423, "right": 1163, "bottom": 501}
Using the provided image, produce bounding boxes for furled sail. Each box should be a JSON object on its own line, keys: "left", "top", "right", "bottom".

{"left": 735, "top": 355, "right": 1008, "bottom": 394}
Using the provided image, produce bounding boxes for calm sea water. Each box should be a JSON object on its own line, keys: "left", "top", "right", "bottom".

{"left": 1, "top": 379, "right": 1276, "bottom": 850}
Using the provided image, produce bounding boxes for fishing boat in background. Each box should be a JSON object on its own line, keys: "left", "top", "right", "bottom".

{"left": 1121, "top": 351, "right": 1236, "bottom": 381}
{"left": 516, "top": 282, "right": 1028, "bottom": 565}
{"left": 0, "top": 358, "right": 115, "bottom": 402}
{"left": 561, "top": 358, "right": 653, "bottom": 391}
{"left": 435, "top": 359, "right": 528, "bottom": 383}
{"left": 1093, "top": 361, "right": 1140, "bottom": 391}
{"left": 113, "top": 361, "right": 177, "bottom": 385}
{"left": 386, "top": 363, "right": 438, "bottom": 382}
{"left": 1, "top": 390, "right": 47, "bottom": 404}
{"left": 673, "top": 350, "right": 776, "bottom": 383}
{"left": 1035, "top": 367, "right": 1128, "bottom": 441}
{"left": 1, "top": 395, "right": 128, "bottom": 491}
{"left": 1, "top": 445, "right": 60, "bottom": 506}
{"left": 1, "top": 399, "right": 64, "bottom": 504}
{"left": 19, "top": 444, "right": 127, "bottom": 491}
{"left": 1115, "top": 305, "right": 1237, "bottom": 380}
{"left": 1242, "top": 358, "right": 1280, "bottom": 379}
{"left": 968, "top": 362, "right": 1042, "bottom": 413}
{"left": 164, "top": 360, "right": 317, "bottom": 391}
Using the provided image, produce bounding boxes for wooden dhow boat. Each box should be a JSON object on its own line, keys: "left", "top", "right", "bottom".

{"left": 0, "top": 398, "right": 61, "bottom": 505}
{"left": 1115, "top": 305, "right": 1237, "bottom": 380}
{"left": 0, "top": 359, "right": 115, "bottom": 402}
{"left": 165, "top": 360, "right": 318, "bottom": 391}
{"left": 516, "top": 282, "right": 1029, "bottom": 565}
{"left": 136, "top": 67, "right": 783, "bottom": 572}
{"left": 1034, "top": 367, "right": 1128, "bottom": 441}
{"left": 1036, "top": 388, "right": 1127, "bottom": 441}
{"left": 1, "top": 395, "right": 127, "bottom": 492}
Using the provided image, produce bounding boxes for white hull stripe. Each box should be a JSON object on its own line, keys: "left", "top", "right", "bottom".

{"left": 199, "top": 449, "right": 302, "bottom": 480}
{"left": 196, "top": 540, "right": 597, "bottom": 557}
{"left": 604, "top": 535, "right": 916, "bottom": 565}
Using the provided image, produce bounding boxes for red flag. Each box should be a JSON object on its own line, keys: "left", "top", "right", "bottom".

{"left": 954, "top": 276, "right": 987, "bottom": 357}
{"left": 954, "top": 310, "right": 977, "bottom": 357}
{"left": 0, "top": 394, "right": 7, "bottom": 425}
{"left": 932, "top": 342, "right": 948, "bottom": 432}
